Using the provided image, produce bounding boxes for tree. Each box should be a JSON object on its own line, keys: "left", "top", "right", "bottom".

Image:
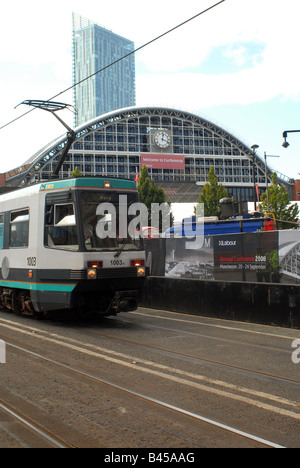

{"left": 197, "top": 166, "right": 228, "bottom": 217}
{"left": 259, "top": 173, "right": 299, "bottom": 229}
{"left": 138, "top": 165, "right": 165, "bottom": 209}
{"left": 71, "top": 166, "right": 82, "bottom": 178}
{"left": 137, "top": 165, "right": 173, "bottom": 230}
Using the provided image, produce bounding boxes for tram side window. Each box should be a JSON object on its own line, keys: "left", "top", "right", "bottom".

{"left": 10, "top": 209, "right": 29, "bottom": 248}
{"left": 0, "top": 214, "right": 4, "bottom": 249}
{"left": 45, "top": 203, "right": 79, "bottom": 251}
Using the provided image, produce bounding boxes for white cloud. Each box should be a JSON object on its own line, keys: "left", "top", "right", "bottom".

{"left": 0, "top": 0, "right": 300, "bottom": 175}
{"left": 137, "top": 58, "right": 300, "bottom": 111}
{"left": 136, "top": 0, "right": 300, "bottom": 109}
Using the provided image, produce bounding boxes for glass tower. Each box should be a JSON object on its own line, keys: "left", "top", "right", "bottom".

{"left": 72, "top": 13, "right": 136, "bottom": 127}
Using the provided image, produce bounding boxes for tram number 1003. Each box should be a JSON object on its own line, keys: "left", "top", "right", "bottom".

{"left": 110, "top": 259, "right": 125, "bottom": 266}
{"left": 27, "top": 257, "right": 37, "bottom": 267}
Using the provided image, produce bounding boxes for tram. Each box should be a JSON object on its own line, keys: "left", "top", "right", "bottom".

{"left": 0, "top": 177, "right": 146, "bottom": 319}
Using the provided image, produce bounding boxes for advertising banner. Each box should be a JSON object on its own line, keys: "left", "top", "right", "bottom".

{"left": 141, "top": 154, "right": 185, "bottom": 170}
{"left": 278, "top": 230, "right": 300, "bottom": 285}
{"left": 146, "top": 230, "right": 300, "bottom": 285}
{"left": 213, "top": 231, "right": 279, "bottom": 282}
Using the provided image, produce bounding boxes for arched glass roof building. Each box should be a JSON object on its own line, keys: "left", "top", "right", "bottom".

{"left": 6, "top": 106, "right": 293, "bottom": 202}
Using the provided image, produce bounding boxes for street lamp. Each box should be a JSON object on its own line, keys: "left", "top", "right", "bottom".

{"left": 264, "top": 152, "right": 280, "bottom": 212}
{"left": 251, "top": 144, "right": 259, "bottom": 210}
{"left": 282, "top": 130, "right": 300, "bottom": 148}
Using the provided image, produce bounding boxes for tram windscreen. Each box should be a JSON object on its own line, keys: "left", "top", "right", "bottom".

{"left": 79, "top": 191, "right": 143, "bottom": 251}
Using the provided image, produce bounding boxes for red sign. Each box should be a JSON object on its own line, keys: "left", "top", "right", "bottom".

{"left": 141, "top": 154, "right": 185, "bottom": 170}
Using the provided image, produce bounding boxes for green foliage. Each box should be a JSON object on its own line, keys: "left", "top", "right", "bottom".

{"left": 260, "top": 173, "right": 299, "bottom": 229}
{"left": 137, "top": 165, "right": 173, "bottom": 229}
{"left": 198, "top": 166, "right": 228, "bottom": 217}
{"left": 71, "top": 166, "right": 82, "bottom": 178}
{"left": 138, "top": 165, "right": 165, "bottom": 208}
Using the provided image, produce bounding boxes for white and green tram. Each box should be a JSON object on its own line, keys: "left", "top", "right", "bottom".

{"left": 0, "top": 177, "right": 146, "bottom": 319}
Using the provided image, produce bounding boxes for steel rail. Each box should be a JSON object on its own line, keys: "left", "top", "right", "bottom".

{"left": 0, "top": 399, "right": 73, "bottom": 448}
{"left": 73, "top": 320, "right": 300, "bottom": 387}
{"left": 6, "top": 340, "right": 285, "bottom": 449}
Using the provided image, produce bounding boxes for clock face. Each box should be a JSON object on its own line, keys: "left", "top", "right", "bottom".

{"left": 154, "top": 130, "right": 171, "bottom": 149}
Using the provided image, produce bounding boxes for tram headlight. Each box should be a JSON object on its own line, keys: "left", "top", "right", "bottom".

{"left": 137, "top": 267, "right": 146, "bottom": 277}
{"left": 87, "top": 268, "right": 97, "bottom": 280}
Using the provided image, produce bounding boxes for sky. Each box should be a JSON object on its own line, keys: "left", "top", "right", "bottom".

{"left": 0, "top": 0, "right": 300, "bottom": 182}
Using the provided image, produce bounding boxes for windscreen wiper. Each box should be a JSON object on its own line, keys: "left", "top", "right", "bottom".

{"left": 114, "top": 239, "right": 126, "bottom": 258}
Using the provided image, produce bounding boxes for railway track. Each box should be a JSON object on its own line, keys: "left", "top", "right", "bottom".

{"left": 2, "top": 339, "right": 284, "bottom": 449}
{"left": 69, "top": 317, "right": 300, "bottom": 387}
{"left": 0, "top": 399, "right": 73, "bottom": 448}
{"left": 1, "top": 310, "right": 300, "bottom": 447}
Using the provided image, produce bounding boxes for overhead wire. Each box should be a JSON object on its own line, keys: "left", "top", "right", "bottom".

{"left": 0, "top": 0, "right": 226, "bottom": 132}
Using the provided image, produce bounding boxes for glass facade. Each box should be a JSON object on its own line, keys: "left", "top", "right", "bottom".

{"left": 9, "top": 107, "right": 294, "bottom": 202}
{"left": 72, "top": 13, "right": 136, "bottom": 126}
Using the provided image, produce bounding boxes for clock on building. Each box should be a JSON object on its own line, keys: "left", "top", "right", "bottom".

{"left": 154, "top": 130, "right": 171, "bottom": 149}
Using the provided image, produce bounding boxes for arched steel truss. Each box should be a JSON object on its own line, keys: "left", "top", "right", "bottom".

{"left": 5, "top": 106, "right": 293, "bottom": 195}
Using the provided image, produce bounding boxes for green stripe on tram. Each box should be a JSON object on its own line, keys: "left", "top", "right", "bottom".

{"left": 0, "top": 280, "right": 76, "bottom": 293}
